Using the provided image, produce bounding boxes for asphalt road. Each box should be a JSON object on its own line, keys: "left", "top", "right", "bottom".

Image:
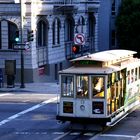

{"left": 0, "top": 93, "right": 140, "bottom": 140}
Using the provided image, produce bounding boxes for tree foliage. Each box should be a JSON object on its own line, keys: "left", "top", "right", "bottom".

{"left": 116, "top": 0, "right": 140, "bottom": 56}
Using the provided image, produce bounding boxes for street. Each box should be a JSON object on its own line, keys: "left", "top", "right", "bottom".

{"left": 0, "top": 92, "right": 140, "bottom": 140}
{"left": 0, "top": 93, "right": 63, "bottom": 140}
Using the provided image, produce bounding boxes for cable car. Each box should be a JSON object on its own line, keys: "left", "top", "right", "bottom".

{"left": 56, "top": 49, "right": 140, "bottom": 130}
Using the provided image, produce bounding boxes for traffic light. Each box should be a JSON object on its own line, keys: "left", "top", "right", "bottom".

{"left": 27, "top": 30, "right": 34, "bottom": 42}
{"left": 72, "top": 45, "right": 80, "bottom": 54}
{"left": 15, "top": 30, "right": 19, "bottom": 43}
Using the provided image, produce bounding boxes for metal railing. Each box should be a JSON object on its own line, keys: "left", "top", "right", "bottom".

{"left": 37, "top": 47, "right": 47, "bottom": 66}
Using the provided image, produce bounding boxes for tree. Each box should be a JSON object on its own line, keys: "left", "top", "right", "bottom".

{"left": 116, "top": 0, "right": 140, "bottom": 57}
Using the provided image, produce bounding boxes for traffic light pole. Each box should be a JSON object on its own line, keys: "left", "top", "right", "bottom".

{"left": 20, "top": 0, "right": 25, "bottom": 88}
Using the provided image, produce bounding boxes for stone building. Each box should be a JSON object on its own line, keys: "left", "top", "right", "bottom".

{"left": 0, "top": 0, "right": 121, "bottom": 83}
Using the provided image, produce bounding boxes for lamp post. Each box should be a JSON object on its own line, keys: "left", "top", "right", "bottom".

{"left": 20, "top": 0, "right": 25, "bottom": 88}
{"left": 14, "top": 0, "right": 25, "bottom": 88}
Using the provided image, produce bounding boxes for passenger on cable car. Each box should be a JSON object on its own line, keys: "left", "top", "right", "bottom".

{"left": 77, "top": 77, "right": 88, "bottom": 97}
{"left": 92, "top": 77, "right": 104, "bottom": 97}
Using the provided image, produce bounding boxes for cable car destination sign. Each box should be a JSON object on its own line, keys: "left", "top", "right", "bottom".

{"left": 74, "top": 33, "right": 85, "bottom": 45}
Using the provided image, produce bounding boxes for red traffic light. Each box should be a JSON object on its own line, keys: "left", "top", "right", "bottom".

{"left": 72, "top": 45, "right": 80, "bottom": 54}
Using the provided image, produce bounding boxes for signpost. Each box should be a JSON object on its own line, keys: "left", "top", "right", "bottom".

{"left": 74, "top": 33, "right": 85, "bottom": 45}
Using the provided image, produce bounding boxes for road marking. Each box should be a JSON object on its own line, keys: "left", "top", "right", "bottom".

{"left": 0, "top": 93, "right": 13, "bottom": 97}
{"left": 53, "top": 131, "right": 71, "bottom": 140}
{"left": 0, "top": 97, "right": 57, "bottom": 126}
{"left": 84, "top": 132, "right": 95, "bottom": 136}
{"left": 70, "top": 132, "right": 81, "bottom": 135}
{"left": 101, "top": 134, "right": 135, "bottom": 138}
{"left": 15, "top": 131, "right": 48, "bottom": 135}
{"left": 53, "top": 132, "right": 65, "bottom": 135}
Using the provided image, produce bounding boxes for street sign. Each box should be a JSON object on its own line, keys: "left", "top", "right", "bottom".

{"left": 74, "top": 33, "right": 85, "bottom": 45}
{"left": 13, "top": 43, "right": 29, "bottom": 50}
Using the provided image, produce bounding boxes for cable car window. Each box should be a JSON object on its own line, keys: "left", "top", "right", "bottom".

{"left": 139, "top": 67, "right": 140, "bottom": 79}
{"left": 131, "top": 69, "right": 135, "bottom": 83}
{"left": 135, "top": 68, "right": 138, "bottom": 81}
{"left": 76, "top": 75, "right": 89, "bottom": 98}
{"left": 127, "top": 71, "right": 130, "bottom": 84}
{"left": 92, "top": 76, "right": 105, "bottom": 98}
{"left": 61, "top": 75, "right": 74, "bottom": 97}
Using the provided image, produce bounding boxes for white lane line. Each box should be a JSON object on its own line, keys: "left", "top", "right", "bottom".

{"left": 53, "top": 131, "right": 71, "bottom": 140}
{"left": 53, "top": 132, "right": 65, "bottom": 135}
{"left": 0, "top": 97, "right": 57, "bottom": 126}
{"left": 101, "top": 134, "right": 135, "bottom": 138}
{"left": 0, "top": 93, "right": 13, "bottom": 97}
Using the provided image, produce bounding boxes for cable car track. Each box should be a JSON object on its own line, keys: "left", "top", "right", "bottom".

{"left": 54, "top": 130, "right": 100, "bottom": 140}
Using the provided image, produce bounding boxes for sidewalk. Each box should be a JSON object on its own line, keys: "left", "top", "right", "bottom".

{"left": 0, "top": 82, "right": 60, "bottom": 94}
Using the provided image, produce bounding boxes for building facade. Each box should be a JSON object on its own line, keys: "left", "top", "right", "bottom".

{"left": 0, "top": 0, "right": 121, "bottom": 83}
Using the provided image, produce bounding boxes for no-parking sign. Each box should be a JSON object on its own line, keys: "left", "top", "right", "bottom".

{"left": 74, "top": 33, "right": 85, "bottom": 45}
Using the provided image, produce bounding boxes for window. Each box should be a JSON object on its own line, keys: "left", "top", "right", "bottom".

{"left": 8, "top": 22, "right": 18, "bottom": 49}
{"left": 135, "top": 68, "right": 138, "bottom": 81}
{"left": 55, "top": 64, "right": 58, "bottom": 80}
{"left": 127, "top": 71, "right": 130, "bottom": 84}
{"left": 52, "top": 18, "right": 61, "bottom": 45}
{"left": 64, "top": 17, "right": 74, "bottom": 41}
{"left": 0, "top": 22, "right": 1, "bottom": 49}
{"left": 112, "top": 0, "right": 116, "bottom": 15}
{"left": 131, "top": 69, "right": 135, "bottom": 83}
{"left": 37, "top": 20, "right": 48, "bottom": 46}
{"left": 77, "top": 16, "right": 85, "bottom": 33}
{"left": 76, "top": 75, "right": 89, "bottom": 98}
{"left": 92, "top": 76, "right": 104, "bottom": 98}
{"left": 88, "top": 14, "right": 95, "bottom": 37}
{"left": 52, "top": 21, "right": 55, "bottom": 45}
{"left": 61, "top": 75, "right": 74, "bottom": 97}
{"left": 59, "top": 62, "right": 62, "bottom": 71}
{"left": 57, "top": 19, "right": 60, "bottom": 44}
{"left": 107, "top": 70, "right": 126, "bottom": 114}
{"left": 139, "top": 67, "right": 140, "bottom": 79}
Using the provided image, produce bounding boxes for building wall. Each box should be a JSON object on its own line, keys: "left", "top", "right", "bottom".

{"left": 0, "top": 0, "right": 121, "bottom": 83}
{"left": 98, "top": 0, "right": 111, "bottom": 51}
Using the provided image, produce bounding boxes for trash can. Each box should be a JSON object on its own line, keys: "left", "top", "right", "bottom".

{"left": 7, "top": 75, "right": 15, "bottom": 88}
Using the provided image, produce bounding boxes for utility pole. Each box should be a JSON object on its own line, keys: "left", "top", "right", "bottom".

{"left": 14, "top": 0, "right": 25, "bottom": 88}
{"left": 20, "top": 0, "right": 25, "bottom": 88}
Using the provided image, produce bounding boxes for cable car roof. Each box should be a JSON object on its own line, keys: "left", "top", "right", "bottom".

{"left": 71, "top": 49, "right": 137, "bottom": 63}
{"left": 59, "top": 65, "right": 121, "bottom": 74}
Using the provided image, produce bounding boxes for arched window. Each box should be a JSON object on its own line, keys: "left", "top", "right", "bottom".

{"left": 8, "top": 22, "right": 18, "bottom": 49}
{"left": 52, "top": 18, "right": 61, "bottom": 45}
{"left": 78, "top": 16, "right": 85, "bottom": 33}
{"left": 88, "top": 14, "right": 96, "bottom": 37}
{"left": 64, "top": 17, "right": 74, "bottom": 41}
{"left": 37, "top": 19, "right": 48, "bottom": 47}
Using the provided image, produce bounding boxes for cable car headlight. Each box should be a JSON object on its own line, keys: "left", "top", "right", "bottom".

{"left": 80, "top": 105, "right": 85, "bottom": 111}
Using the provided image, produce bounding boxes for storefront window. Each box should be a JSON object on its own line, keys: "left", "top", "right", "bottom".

{"left": 61, "top": 75, "right": 74, "bottom": 97}
{"left": 76, "top": 75, "right": 89, "bottom": 98}
{"left": 92, "top": 76, "right": 105, "bottom": 98}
